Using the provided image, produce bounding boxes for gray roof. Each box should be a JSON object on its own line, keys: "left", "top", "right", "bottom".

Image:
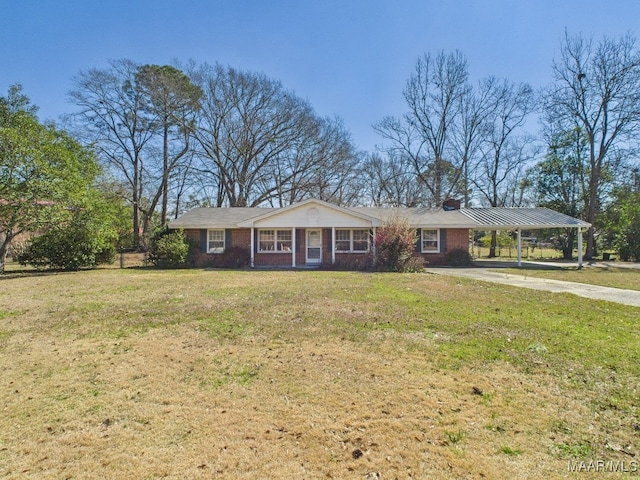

{"left": 169, "top": 207, "right": 276, "bottom": 229}
{"left": 459, "top": 207, "right": 591, "bottom": 229}
{"left": 353, "top": 207, "right": 477, "bottom": 228}
{"left": 169, "top": 202, "right": 590, "bottom": 230}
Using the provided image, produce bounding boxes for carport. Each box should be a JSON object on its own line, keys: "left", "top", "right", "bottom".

{"left": 459, "top": 207, "right": 592, "bottom": 268}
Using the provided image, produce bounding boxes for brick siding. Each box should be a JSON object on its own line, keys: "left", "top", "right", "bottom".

{"left": 184, "top": 227, "right": 470, "bottom": 268}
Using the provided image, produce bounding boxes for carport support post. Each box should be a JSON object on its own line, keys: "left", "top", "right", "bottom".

{"left": 577, "top": 227, "right": 583, "bottom": 268}
{"left": 517, "top": 228, "right": 522, "bottom": 267}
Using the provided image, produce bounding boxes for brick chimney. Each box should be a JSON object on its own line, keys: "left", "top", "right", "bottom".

{"left": 442, "top": 198, "right": 461, "bottom": 210}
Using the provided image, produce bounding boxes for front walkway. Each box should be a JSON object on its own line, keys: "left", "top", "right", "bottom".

{"left": 425, "top": 260, "right": 640, "bottom": 308}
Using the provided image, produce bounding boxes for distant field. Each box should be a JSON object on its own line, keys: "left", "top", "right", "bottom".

{"left": 1, "top": 269, "right": 638, "bottom": 479}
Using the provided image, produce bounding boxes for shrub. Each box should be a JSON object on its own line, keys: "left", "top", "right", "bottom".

{"left": 18, "top": 209, "right": 117, "bottom": 271}
{"left": 445, "top": 247, "right": 474, "bottom": 266}
{"left": 403, "top": 254, "right": 427, "bottom": 272}
{"left": 148, "top": 229, "right": 189, "bottom": 268}
{"left": 330, "top": 254, "right": 375, "bottom": 271}
{"left": 617, "top": 208, "right": 640, "bottom": 261}
{"left": 218, "top": 246, "right": 251, "bottom": 268}
{"left": 374, "top": 217, "right": 420, "bottom": 272}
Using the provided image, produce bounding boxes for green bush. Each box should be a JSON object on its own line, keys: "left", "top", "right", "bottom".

{"left": 18, "top": 208, "right": 117, "bottom": 271}
{"left": 618, "top": 220, "right": 640, "bottom": 262}
{"left": 445, "top": 247, "right": 474, "bottom": 266}
{"left": 148, "top": 229, "right": 189, "bottom": 268}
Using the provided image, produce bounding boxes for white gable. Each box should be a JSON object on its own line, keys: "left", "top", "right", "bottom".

{"left": 242, "top": 202, "right": 375, "bottom": 228}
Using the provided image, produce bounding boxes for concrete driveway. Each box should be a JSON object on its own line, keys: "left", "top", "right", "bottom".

{"left": 425, "top": 261, "right": 640, "bottom": 308}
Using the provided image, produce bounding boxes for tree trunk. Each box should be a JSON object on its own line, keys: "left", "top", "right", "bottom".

{"left": 0, "top": 232, "right": 13, "bottom": 274}
{"left": 563, "top": 228, "right": 575, "bottom": 260}
{"left": 0, "top": 243, "right": 7, "bottom": 274}
{"left": 584, "top": 158, "right": 601, "bottom": 260}
{"left": 489, "top": 230, "right": 497, "bottom": 258}
{"left": 161, "top": 123, "right": 169, "bottom": 226}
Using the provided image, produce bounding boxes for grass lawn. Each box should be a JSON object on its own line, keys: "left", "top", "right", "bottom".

{"left": 504, "top": 265, "right": 640, "bottom": 291}
{"left": 1, "top": 268, "right": 639, "bottom": 479}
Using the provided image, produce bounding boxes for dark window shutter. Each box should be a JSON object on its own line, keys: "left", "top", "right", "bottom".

{"left": 225, "top": 229, "right": 232, "bottom": 251}
{"left": 440, "top": 229, "right": 447, "bottom": 252}
{"left": 200, "top": 229, "right": 208, "bottom": 253}
{"left": 415, "top": 228, "right": 422, "bottom": 252}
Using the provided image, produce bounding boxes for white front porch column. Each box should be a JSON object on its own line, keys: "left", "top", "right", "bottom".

{"left": 577, "top": 227, "right": 583, "bottom": 268}
{"left": 372, "top": 227, "right": 377, "bottom": 264}
{"left": 292, "top": 227, "right": 296, "bottom": 267}
{"left": 331, "top": 227, "right": 336, "bottom": 265}
{"left": 250, "top": 227, "right": 255, "bottom": 268}
{"left": 517, "top": 228, "right": 522, "bottom": 267}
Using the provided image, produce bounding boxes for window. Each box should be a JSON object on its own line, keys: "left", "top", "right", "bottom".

{"left": 335, "top": 229, "right": 351, "bottom": 252}
{"left": 421, "top": 229, "right": 439, "bottom": 253}
{"left": 335, "top": 229, "right": 370, "bottom": 252}
{"left": 258, "top": 230, "right": 275, "bottom": 251}
{"left": 352, "top": 229, "right": 369, "bottom": 251}
{"left": 208, "top": 229, "right": 225, "bottom": 253}
{"left": 277, "top": 230, "right": 292, "bottom": 251}
{"left": 259, "top": 229, "right": 293, "bottom": 252}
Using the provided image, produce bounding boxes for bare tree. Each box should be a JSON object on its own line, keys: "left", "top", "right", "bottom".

{"left": 282, "top": 116, "right": 362, "bottom": 206}
{"left": 374, "top": 51, "right": 469, "bottom": 206}
{"left": 69, "top": 59, "right": 153, "bottom": 248}
{"left": 190, "top": 63, "right": 358, "bottom": 207}
{"left": 135, "top": 64, "right": 202, "bottom": 226}
{"left": 360, "top": 152, "right": 425, "bottom": 207}
{"left": 469, "top": 78, "right": 537, "bottom": 256}
{"left": 470, "top": 78, "right": 536, "bottom": 206}
{"left": 69, "top": 60, "right": 200, "bottom": 247}
{"left": 452, "top": 77, "right": 496, "bottom": 207}
{"left": 543, "top": 31, "right": 640, "bottom": 259}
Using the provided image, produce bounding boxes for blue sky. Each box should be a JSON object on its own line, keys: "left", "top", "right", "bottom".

{"left": 2, "top": 0, "right": 639, "bottom": 152}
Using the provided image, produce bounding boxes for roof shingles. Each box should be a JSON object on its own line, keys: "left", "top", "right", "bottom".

{"left": 169, "top": 201, "right": 590, "bottom": 230}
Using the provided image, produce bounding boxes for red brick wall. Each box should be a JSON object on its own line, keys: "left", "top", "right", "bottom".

{"left": 417, "top": 228, "right": 470, "bottom": 265}
{"left": 184, "top": 227, "right": 470, "bottom": 268}
{"left": 184, "top": 228, "right": 253, "bottom": 267}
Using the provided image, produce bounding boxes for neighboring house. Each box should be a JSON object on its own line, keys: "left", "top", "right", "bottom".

{"left": 169, "top": 198, "right": 591, "bottom": 268}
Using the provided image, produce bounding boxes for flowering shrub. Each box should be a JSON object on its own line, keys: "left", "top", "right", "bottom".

{"left": 374, "top": 217, "right": 421, "bottom": 272}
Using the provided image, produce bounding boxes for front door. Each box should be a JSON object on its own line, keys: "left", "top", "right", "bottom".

{"left": 306, "top": 229, "right": 322, "bottom": 264}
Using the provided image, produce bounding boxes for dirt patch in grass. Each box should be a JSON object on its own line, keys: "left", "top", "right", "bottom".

{"left": 1, "top": 269, "right": 638, "bottom": 479}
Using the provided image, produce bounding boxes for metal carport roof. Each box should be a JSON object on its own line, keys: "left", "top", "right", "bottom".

{"left": 459, "top": 207, "right": 591, "bottom": 230}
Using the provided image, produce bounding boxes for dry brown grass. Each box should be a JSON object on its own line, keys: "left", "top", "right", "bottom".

{"left": 1, "top": 269, "right": 638, "bottom": 479}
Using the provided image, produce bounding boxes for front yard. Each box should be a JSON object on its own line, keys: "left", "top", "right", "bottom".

{"left": 504, "top": 265, "right": 640, "bottom": 291}
{"left": 0, "top": 269, "right": 638, "bottom": 479}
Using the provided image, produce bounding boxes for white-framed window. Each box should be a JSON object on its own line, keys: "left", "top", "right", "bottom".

{"left": 335, "top": 229, "right": 351, "bottom": 252}
{"left": 208, "top": 229, "right": 225, "bottom": 253}
{"left": 421, "top": 229, "right": 439, "bottom": 253}
{"left": 335, "top": 229, "right": 370, "bottom": 252}
{"left": 258, "top": 229, "right": 293, "bottom": 252}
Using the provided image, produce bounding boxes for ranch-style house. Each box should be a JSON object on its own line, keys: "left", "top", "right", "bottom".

{"left": 169, "top": 198, "right": 591, "bottom": 268}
